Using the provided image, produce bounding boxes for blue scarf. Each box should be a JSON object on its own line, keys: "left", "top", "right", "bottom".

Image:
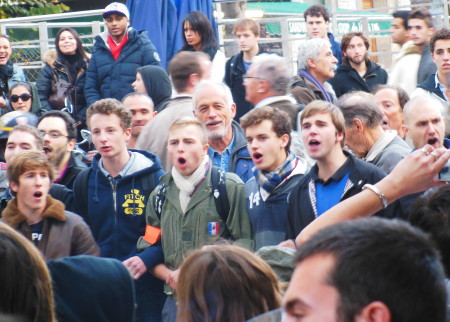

{"left": 298, "top": 69, "right": 333, "bottom": 102}
{"left": 255, "top": 152, "right": 298, "bottom": 194}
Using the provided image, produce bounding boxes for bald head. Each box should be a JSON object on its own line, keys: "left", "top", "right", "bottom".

{"left": 403, "top": 96, "right": 445, "bottom": 149}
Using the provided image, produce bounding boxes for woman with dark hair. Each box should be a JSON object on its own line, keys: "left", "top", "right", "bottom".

{"left": 0, "top": 222, "right": 56, "bottom": 321}
{"left": 180, "top": 11, "right": 225, "bottom": 82}
{"left": 5, "top": 81, "right": 46, "bottom": 116}
{"left": 132, "top": 65, "right": 171, "bottom": 112}
{"left": 177, "top": 245, "right": 282, "bottom": 322}
{"left": 36, "top": 27, "right": 89, "bottom": 128}
{"left": 0, "top": 35, "right": 26, "bottom": 110}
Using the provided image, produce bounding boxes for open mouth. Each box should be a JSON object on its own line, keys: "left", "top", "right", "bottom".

{"left": 206, "top": 121, "right": 221, "bottom": 127}
{"left": 309, "top": 139, "right": 320, "bottom": 146}
{"left": 34, "top": 192, "right": 42, "bottom": 198}
{"left": 428, "top": 138, "right": 438, "bottom": 145}
{"left": 178, "top": 157, "right": 186, "bottom": 165}
{"left": 252, "top": 152, "right": 263, "bottom": 162}
{"left": 43, "top": 147, "right": 51, "bottom": 154}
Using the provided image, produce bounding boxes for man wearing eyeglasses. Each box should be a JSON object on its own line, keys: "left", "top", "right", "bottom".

{"left": 243, "top": 54, "right": 301, "bottom": 131}
{"left": 37, "top": 111, "right": 86, "bottom": 189}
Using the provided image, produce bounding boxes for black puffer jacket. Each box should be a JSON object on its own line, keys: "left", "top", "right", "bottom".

{"left": 36, "top": 49, "right": 88, "bottom": 123}
{"left": 328, "top": 60, "right": 388, "bottom": 98}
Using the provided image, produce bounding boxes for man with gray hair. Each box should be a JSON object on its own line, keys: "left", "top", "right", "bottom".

{"left": 337, "top": 91, "right": 410, "bottom": 174}
{"left": 243, "top": 53, "right": 300, "bottom": 130}
{"left": 291, "top": 37, "right": 338, "bottom": 105}
{"left": 193, "top": 80, "right": 254, "bottom": 182}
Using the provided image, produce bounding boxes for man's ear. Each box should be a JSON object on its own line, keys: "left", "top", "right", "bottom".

{"left": 67, "top": 138, "right": 76, "bottom": 153}
{"left": 354, "top": 301, "right": 391, "bottom": 322}
{"left": 353, "top": 118, "right": 364, "bottom": 133}
{"left": 10, "top": 181, "right": 18, "bottom": 194}
{"left": 307, "top": 57, "right": 316, "bottom": 69}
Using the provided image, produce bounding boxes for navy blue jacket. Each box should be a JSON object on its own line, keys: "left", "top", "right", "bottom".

{"left": 84, "top": 28, "right": 161, "bottom": 107}
{"left": 329, "top": 59, "right": 388, "bottom": 98}
{"left": 328, "top": 32, "right": 342, "bottom": 66}
{"left": 417, "top": 74, "right": 446, "bottom": 101}
{"left": 73, "top": 149, "right": 165, "bottom": 311}
{"left": 229, "top": 121, "right": 254, "bottom": 183}
{"left": 224, "top": 46, "right": 265, "bottom": 120}
{"left": 245, "top": 162, "right": 306, "bottom": 250}
{"left": 286, "top": 153, "right": 401, "bottom": 239}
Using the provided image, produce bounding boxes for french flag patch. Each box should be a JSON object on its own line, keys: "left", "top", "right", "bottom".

{"left": 208, "top": 222, "right": 220, "bottom": 236}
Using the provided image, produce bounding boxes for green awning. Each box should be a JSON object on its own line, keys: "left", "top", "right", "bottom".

{"left": 246, "top": 2, "right": 391, "bottom": 35}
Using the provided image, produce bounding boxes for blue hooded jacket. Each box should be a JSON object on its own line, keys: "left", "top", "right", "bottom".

{"left": 84, "top": 28, "right": 162, "bottom": 107}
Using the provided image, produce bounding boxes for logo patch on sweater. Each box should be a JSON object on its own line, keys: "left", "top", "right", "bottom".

{"left": 122, "top": 189, "right": 146, "bottom": 215}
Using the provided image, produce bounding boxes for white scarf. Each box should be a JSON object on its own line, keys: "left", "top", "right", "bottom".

{"left": 171, "top": 155, "right": 210, "bottom": 213}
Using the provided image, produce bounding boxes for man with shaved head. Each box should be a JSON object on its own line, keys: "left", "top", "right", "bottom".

{"left": 403, "top": 95, "right": 449, "bottom": 149}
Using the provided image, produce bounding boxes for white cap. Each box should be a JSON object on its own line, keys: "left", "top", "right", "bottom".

{"left": 103, "top": 2, "right": 130, "bottom": 20}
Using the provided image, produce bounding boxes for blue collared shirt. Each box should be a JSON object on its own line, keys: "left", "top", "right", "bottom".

{"left": 208, "top": 135, "right": 235, "bottom": 172}
{"left": 435, "top": 73, "right": 449, "bottom": 102}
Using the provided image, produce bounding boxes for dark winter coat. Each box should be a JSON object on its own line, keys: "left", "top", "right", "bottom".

{"left": 84, "top": 28, "right": 162, "bottom": 107}
{"left": 329, "top": 60, "right": 388, "bottom": 98}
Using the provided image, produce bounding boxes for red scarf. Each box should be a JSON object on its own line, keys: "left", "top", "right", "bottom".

{"left": 107, "top": 32, "right": 128, "bottom": 60}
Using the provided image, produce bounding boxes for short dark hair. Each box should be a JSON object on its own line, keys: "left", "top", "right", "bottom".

{"left": 240, "top": 106, "right": 292, "bottom": 152}
{"left": 392, "top": 10, "right": 410, "bottom": 29}
{"left": 408, "top": 7, "right": 433, "bottom": 28}
{"left": 336, "top": 91, "right": 383, "bottom": 128}
{"left": 303, "top": 4, "right": 330, "bottom": 22}
{"left": 294, "top": 218, "right": 447, "bottom": 322}
{"left": 430, "top": 28, "right": 450, "bottom": 54}
{"left": 38, "top": 110, "right": 77, "bottom": 140}
{"left": 409, "top": 185, "right": 450, "bottom": 278}
{"left": 340, "top": 32, "right": 370, "bottom": 65}
{"left": 168, "top": 51, "right": 209, "bottom": 93}
{"left": 86, "top": 98, "right": 131, "bottom": 131}
{"left": 233, "top": 18, "right": 260, "bottom": 36}
{"left": 372, "top": 84, "right": 410, "bottom": 110}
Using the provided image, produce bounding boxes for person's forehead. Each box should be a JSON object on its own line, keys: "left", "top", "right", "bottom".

{"left": 303, "top": 111, "right": 332, "bottom": 124}
{"left": 410, "top": 102, "right": 441, "bottom": 122}
{"left": 408, "top": 18, "right": 427, "bottom": 27}
{"left": 123, "top": 96, "right": 153, "bottom": 111}
{"left": 105, "top": 13, "right": 126, "bottom": 20}
{"left": 433, "top": 39, "right": 450, "bottom": 51}
{"left": 392, "top": 17, "right": 405, "bottom": 28}
{"left": 8, "top": 131, "right": 37, "bottom": 145}
{"left": 90, "top": 113, "right": 123, "bottom": 127}
{"left": 246, "top": 119, "right": 274, "bottom": 134}
{"left": 169, "top": 125, "right": 203, "bottom": 140}
{"left": 375, "top": 88, "right": 399, "bottom": 103}
{"left": 349, "top": 36, "right": 365, "bottom": 45}
{"left": 38, "top": 116, "right": 67, "bottom": 131}
{"left": 196, "top": 86, "right": 228, "bottom": 105}
{"left": 306, "top": 15, "right": 326, "bottom": 22}
{"left": 235, "top": 28, "right": 255, "bottom": 35}
{"left": 11, "top": 86, "right": 30, "bottom": 94}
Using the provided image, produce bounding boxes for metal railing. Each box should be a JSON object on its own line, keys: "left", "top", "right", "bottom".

{"left": 1, "top": 0, "right": 449, "bottom": 81}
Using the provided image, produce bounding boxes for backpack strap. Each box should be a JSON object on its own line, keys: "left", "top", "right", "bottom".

{"left": 211, "top": 167, "right": 231, "bottom": 237}
{"left": 228, "top": 54, "right": 240, "bottom": 88}
{"left": 73, "top": 167, "right": 91, "bottom": 221}
{"left": 153, "top": 183, "right": 167, "bottom": 221}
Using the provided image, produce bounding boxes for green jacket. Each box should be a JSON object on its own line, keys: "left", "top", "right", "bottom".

{"left": 138, "top": 168, "right": 253, "bottom": 272}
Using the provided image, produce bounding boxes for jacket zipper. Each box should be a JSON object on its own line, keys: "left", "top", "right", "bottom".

{"left": 109, "top": 176, "right": 118, "bottom": 258}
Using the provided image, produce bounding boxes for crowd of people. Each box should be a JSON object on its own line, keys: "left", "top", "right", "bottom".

{"left": 0, "top": 1, "right": 449, "bottom": 322}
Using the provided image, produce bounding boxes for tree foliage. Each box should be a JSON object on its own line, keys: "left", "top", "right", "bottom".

{"left": 0, "top": 0, "right": 69, "bottom": 19}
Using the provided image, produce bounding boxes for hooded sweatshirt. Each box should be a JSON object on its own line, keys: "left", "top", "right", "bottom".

{"left": 136, "top": 65, "right": 172, "bottom": 112}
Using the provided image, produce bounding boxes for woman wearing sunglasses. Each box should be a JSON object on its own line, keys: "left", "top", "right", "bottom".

{"left": 0, "top": 35, "right": 27, "bottom": 110}
{"left": 36, "top": 27, "right": 89, "bottom": 129}
{"left": 7, "top": 82, "right": 46, "bottom": 116}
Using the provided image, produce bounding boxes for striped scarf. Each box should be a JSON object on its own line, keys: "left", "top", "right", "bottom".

{"left": 255, "top": 152, "right": 298, "bottom": 194}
